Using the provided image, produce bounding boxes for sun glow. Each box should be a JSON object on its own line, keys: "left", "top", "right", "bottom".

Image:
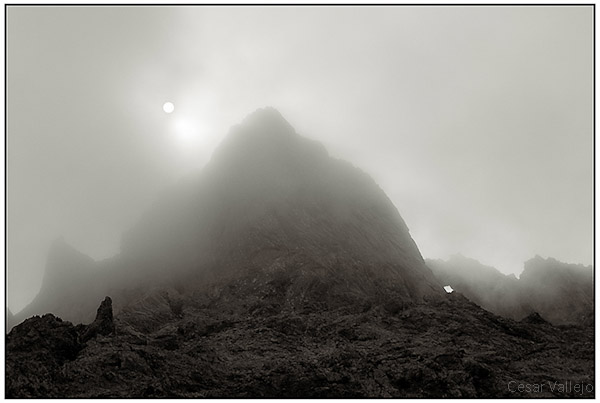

{"left": 173, "top": 117, "right": 198, "bottom": 144}
{"left": 168, "top": 114, "right": 216, "bottom": 151}
{"left": 163, "top": 102, "right": 175, "bottom": 114}
{"left": 160, "top": 95, "right": 222, "bottom": 156}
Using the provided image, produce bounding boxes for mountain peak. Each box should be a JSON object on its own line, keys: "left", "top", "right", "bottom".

{"left": 21, "top": 108, "right": 443, "bottom": 327}
{"left": 225, "top": 107, "right": 296, "bottom": 144}
{"left": 208, "top": 107, "right": 327, "bottom": 177}
{"left": 43, "top": 237, "right": 95, "bottom": 289}
{"left": 241, "top": 107, "right": 292, "bottom": 130}
{"left": 47, "top": 237, "right": 93, "bottom": 269}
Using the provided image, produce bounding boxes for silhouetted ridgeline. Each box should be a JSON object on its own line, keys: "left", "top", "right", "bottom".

{"left": 427, "top": 254, "right": 593, "bottom": 325}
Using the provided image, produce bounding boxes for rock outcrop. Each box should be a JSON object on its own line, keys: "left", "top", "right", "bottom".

{"left": 521, "top": 312, "right": 549, "bottom": 325}
{"left": 80, "top": 296, "right": 115, "bottom": 342}
{"left": 6, "top": 297, "right": 115, "bottom": 397}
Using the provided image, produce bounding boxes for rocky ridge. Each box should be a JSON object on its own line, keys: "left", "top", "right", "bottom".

{"left": 428, "top": 254, "right": 593, "bottom": 325}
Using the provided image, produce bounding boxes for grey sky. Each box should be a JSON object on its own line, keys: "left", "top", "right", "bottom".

{"left": 7, "top": 6, "right": 593, "bottom": 313}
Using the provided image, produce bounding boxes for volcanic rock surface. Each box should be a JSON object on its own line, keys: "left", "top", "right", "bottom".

{"left": 6, "top": 292, "right": 594, "bottom": 398}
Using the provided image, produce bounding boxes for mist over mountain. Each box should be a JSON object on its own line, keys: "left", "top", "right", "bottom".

{"left": 427, "top": 254, "right": 593, "bottom": 325}
{"left": 519, "top": 256, "right": 593, "bottom": 325}
{"left": 6, "top": 109, "right": 594, "bottom": 398}
{"left": 12, "top": 108, "right": 442, "bottom": 328}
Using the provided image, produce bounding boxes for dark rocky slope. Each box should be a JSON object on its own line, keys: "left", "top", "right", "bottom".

{"left": 7, "top": 292, "right": 594, "bottom": 398}
{"left": 428, "top": 255, "right": 593, "bottom": 325}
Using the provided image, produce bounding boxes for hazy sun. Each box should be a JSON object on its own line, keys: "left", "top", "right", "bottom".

{"left": 173, "top": 118, "right": 196, "bottom": 143}
{"left": 161, "top": 97, "right": 218, "bottom": 153}
{"left": 163, "top": 102, "right": 175, "bottom": 114}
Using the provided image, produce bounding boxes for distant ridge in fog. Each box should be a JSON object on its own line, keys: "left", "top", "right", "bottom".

{"left": 427, "top": 254, "right": 593, "bottom": 325}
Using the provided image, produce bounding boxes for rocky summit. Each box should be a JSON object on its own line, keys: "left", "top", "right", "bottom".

{"left": 6, "top": 108, "right": 594, "bottom": 398}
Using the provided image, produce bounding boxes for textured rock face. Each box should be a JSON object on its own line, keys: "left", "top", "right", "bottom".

{"left": 6, "top": 297, "right": 116, "bottom": 397}
{"left": 14, "top": 108, "right": 442, "bottom": 327}
{"left": 5, "top": 291, "right": 594, "bottom": 398}
{"left": 521, "top": 312, "right": 548, "bottom": 325}
{"left": 427, "top": 254, "right": 593, "bottom": 325}
{"left": 81, "top": 296, "right": 115, "bottom": 342}
{"left": 6, "top": 315, "right": 80, "bottom": 397}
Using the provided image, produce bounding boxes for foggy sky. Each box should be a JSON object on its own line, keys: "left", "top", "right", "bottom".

{"left": 7, "top": 5, "right": 593, "bottom": 313}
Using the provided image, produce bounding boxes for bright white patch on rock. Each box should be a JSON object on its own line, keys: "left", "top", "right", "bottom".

{"left": 443, "top": 285, "right": 454, "bottom": 293}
